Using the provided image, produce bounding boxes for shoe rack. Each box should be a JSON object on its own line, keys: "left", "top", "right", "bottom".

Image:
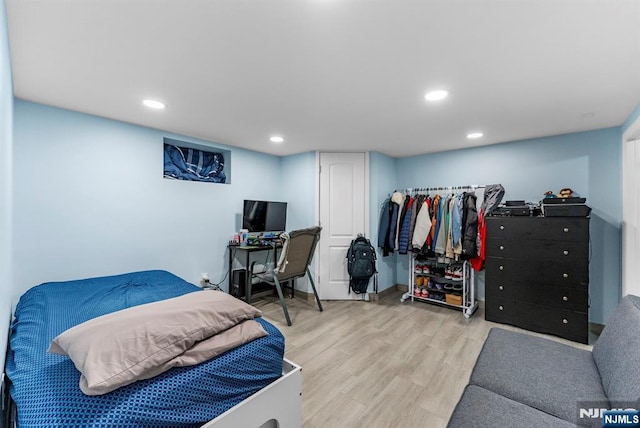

{"left": 401, "top": 254, "right": 478, "bottom": 318}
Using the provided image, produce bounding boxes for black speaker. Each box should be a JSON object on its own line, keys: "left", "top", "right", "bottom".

{"left": 231, "top": 269, "right": 246, "bottom": 298}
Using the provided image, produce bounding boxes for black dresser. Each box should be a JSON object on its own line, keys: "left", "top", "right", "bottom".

{"left": 484, "top": 217, "right": 589, "bottom": 344}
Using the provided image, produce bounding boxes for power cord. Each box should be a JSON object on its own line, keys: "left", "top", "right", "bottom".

{"left": 202, "top": 269, "right": 229, "bottom": 291}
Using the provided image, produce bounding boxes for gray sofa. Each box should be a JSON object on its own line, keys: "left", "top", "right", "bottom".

{"left": 448, "top": 295, "right": 640, "bottom": 427}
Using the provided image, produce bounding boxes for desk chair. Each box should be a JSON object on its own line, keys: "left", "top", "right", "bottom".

{"left": 255, "top": 226, "right": 324, "bottom": 326}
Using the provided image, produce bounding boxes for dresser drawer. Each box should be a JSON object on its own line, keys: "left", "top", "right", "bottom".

{"left": 486, "top": 217, "right": 589, "bottom": 242}
{"left": 485, "top": 297, "right": 588, "bottom": 343}
{"left": 485, "top": 239, "right": 588, "bottom": 262}
{"left": 485, "top": 281, "right": 588, "bottom": 312}
{"left": 485, "top": 257, "right": 589, "bottom": 288}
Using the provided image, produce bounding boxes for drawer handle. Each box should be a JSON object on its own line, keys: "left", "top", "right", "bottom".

{"left": 563, "top": 296, "right": 568, "bottom": 301}
{"left": 500, "top": 225, "right": 505, "bottom": 230}
{"left": 499, "top": 245, "right": 504, "bottom": 250}
{"left": 563, "top": 227, "right": 569, "bottom": 232}
{"left": 499, "top": 285, "right": 504, "bottom": 291}
{"left": 562, "top": 319, "right": 568, "bottom": 324}
{"left": 563, "top": 250, "right": 569, "bottom": 256}
{"left": 499, "top": 306, "right": 504, "bottom": 311}
{"left": 499, "top": 266, "right": 504, "bottom": 271}
{"left": 563, "top": 273, "right": 569, "bottom": 278}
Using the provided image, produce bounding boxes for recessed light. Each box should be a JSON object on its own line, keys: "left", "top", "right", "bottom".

{"left": 467, "top": 132, "right": 484, "bottom": 139}
{"left": 142, "top": 99, "right": 166, "bottom": 109}
{"left": 424, "top": 90, "right": 448, "bottom": 101}
{"left": 270, "top": 136, "right": 284, "bottom": 143}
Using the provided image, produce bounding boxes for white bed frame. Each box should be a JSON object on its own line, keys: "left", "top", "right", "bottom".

{"left": 201, "top": 358, "right": 302, "bottom": 428}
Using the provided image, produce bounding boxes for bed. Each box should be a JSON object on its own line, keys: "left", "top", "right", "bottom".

{"left": 4, "top": 270, "right": 302, "bottom": 428}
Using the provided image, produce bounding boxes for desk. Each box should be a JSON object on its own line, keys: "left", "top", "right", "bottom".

{"left": 228, "top": 243, "right": 284, "bottom": 304}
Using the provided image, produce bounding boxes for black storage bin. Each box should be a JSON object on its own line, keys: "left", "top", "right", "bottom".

{"left": 542, "top": 197, "right": 587, "bottom": 205}
{"left": 543, "top": 203, "right": 591, "bottom": 217}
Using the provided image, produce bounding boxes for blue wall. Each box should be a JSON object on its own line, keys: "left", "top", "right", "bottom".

{"left": 8, "top": 87, "right": 639, "bottom": 332}
{"left": 0, "top": 0, "right": 13, "bottom": 373}
{"left": 280, "top": 151, "right": 317, "bottom": 292}
{"left": 394, "top": 128, "right": 622, "bottom": 324}
{"left": 369, "top": 151, "right": 398, "bottom": 292}
{"left": 281, "top": 152, "right": 316, "bottom": 231}
{"left": 12, "top": 101, "right": 285, "bottom": 298}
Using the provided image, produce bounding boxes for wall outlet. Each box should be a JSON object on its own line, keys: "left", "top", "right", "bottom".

{"left": 200, "top": 273, "right": 210, "bottom": 287}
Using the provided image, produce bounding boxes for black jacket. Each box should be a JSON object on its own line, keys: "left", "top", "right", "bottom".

{"left": 461, "top": 192, "right": 478, "bottom": 259}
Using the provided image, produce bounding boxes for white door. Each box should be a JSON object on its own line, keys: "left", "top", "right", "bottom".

{"left": 318, "top": 152, "right": 368, "bottom": 300}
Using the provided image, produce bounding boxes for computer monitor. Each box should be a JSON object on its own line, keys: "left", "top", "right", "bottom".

{"left": 242, "top": 200, "right": 287, "bottom": 233}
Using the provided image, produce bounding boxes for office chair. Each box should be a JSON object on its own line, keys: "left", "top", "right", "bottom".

{"left": 255, "top": 226, "right": 324, "bottom": 326}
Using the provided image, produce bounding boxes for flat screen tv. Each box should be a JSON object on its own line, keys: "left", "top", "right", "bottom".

{"left": 242, "top": 200, "right": 287, "bottom": 233}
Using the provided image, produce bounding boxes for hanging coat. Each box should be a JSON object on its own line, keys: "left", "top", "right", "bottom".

{"left": 429, "top": 194, "right": 441, "bottom": 246}
{"left": 378, "top": 198, "right": 392, "bottom": 256}
{"left": 470, "top": 184, "right": 504, "bottom": 269}
{"left": 434, "top": 195, "right": 449, "bottom": 255}
{"left": 470, "top": 209, "right": 487, "bottom": 271}
{"left": 398, "top": 198, "right": 415, "bottom": 254}
{"left": 395, "top": 195, "right": 410, "bottom": 250}
{"left": 386, "top": 192, "right": 404, "bottom": 253}
{"left": 408, "top": 194, "right": 425, "bottom": 247}
{"left": 452, "top": 193, "right": 464, "bottom": 257}
{"left": 461, "top": 192, "right": 479, "bottom": 259}
{"left": 411, "top": 200, "right": 432, "bottom": 251}
{"left": 481, "top": 184, "right": 505, "bottom": 215}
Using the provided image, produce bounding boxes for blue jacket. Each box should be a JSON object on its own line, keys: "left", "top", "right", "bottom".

{"left": 398, "top": 199, "right": 414, "bottom": 254}
{"left": 452, "top": 193, "right": 464, "bottom": 246}
{"left": 378, "top": 199, "right": 391, "bottom": 250}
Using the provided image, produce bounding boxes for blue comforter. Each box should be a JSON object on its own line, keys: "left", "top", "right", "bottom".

{"left": 6, "top": 270, "right": 284, "bottom": 427}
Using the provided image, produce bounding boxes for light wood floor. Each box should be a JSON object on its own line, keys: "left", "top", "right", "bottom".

{"left": 252, "top": 290, "right": 593, "bottom": 428}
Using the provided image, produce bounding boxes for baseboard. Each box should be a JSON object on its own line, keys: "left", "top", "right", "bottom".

{"left": 291, "top": 288, "right": 316, "bottom": 303}
{"left": 368, "top": 285, "right": 398, "bottom": 301}
{"left": 589, "top": 322, "right": 604, "bottom": 336}
{"left": 294, "top": 285, "right": 399, "bottom": 302}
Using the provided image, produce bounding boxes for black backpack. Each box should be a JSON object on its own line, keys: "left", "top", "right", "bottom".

{"left": 346, "top": 236, "right": 377, "bottom": 294}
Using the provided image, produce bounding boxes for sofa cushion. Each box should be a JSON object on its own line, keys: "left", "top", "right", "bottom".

{"left": 470, "top": 328, "right": 607, "bottom": 423}
{"left": 592, "top": 294, "right": 640, "bottom": 404}
{"left": 447, "top": 385, "right": 575, "bottom": 428}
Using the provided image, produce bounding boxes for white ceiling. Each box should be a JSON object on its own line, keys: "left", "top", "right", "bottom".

{"left": 7, "top": 0, "right": 640, "bottom": 157}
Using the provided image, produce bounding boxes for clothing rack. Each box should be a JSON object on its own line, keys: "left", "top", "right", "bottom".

{"left": 394, "top": 184, "right": 486, "bottom": 194}
{"left": 385, "top": 184, "right": 488, "bottom": 318}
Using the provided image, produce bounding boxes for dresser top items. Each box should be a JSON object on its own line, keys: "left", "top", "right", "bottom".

{"left": 489, "top": 188, "right": 591, "bottom": 218}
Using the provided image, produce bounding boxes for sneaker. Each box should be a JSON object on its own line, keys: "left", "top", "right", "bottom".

{"left": 422, "top": 265, "right": 430, "bottom": 275}
{"left": 444, "top": 266, "right": 453, "bottom": 279}
{"left": 414, "top": 287, "right": 422, "bottom": 297}
{"left": 452, "top": 283, "right": 463, "bottom": 292}
{"left": 414, "top": 264, "right": 423, "bottom": 274}
{"left": 452, "top": 266, "right": 463, "bottom": 281}
{"left": 444, "top": 283, "right": 454, "bottom": 291}
{"left": 421, "top": 288, "right": 429, "bottom": 298}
